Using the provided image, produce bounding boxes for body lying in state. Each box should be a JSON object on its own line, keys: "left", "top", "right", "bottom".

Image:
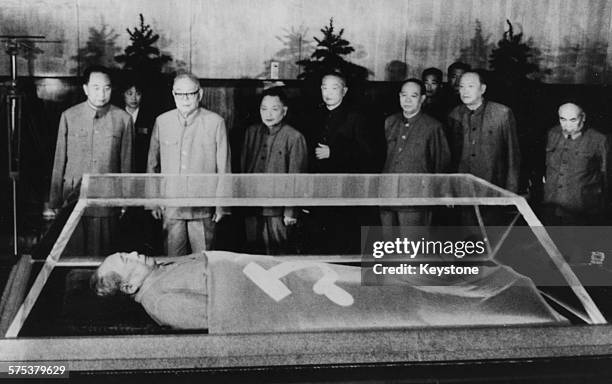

{"left": 91, "top": 251, "right": 566, "bottom": 333}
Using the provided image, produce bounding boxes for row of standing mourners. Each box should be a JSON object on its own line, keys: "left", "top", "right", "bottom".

{"left": 48, "top": 63, "right": 610, "bottom": 257}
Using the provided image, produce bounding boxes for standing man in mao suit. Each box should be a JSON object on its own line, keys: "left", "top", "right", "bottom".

{"left": 306, "top": 72, "right": 379, "bottom": 254}
{"left": 49, "top": 65, "right": 134, "bottom": 256}
{"left": 147, "top": 72, "right": 231, "bottom": 256}
{"left": 240, "top": 87, "right": 308, "bottom": 255}
{"left": 542, "top": 102, "right": 610, "bottom": 225}
{"left": 447, "top": 71, "right": 521, "bottom": 193}
{"left": 381, "top": 78, "right": 450, "bottom": 227}
{"left": 308, "top": 72, "right": 375, "bottom": 174}
{"left": 447, "top": 71, "right": 520, "bottom": 227}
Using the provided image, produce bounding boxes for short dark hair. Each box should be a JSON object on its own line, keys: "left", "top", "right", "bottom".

{"left": 321, "top": 70, "right": 348, "bottom": 87}
{"left": 260, "top": 86, "right": 289, "bottom": 106}
{"left": 461, "top": 69, "right": 489, "bottom": 86}
{"left": 422, "top": 67, "right": 443, "bottom": 82}
{"left": 83, "top": 65, "right": 112, "bottom": 84}
{"left": 447, "top": 62, "right": 471, "bottom": 74}
{"left": 399, "top": 78, "right": 426, "bottom": 95}
{"left": 121, "top": 78, "right": 144, "bottom": 94}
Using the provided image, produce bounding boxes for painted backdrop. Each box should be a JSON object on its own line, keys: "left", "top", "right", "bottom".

{"left": 1, "top": 0, "right": 611, "bottom": 83}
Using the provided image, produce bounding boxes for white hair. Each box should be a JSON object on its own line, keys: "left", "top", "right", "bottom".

{"left": 173, "top": 72, "right": 200, "bottom": 88}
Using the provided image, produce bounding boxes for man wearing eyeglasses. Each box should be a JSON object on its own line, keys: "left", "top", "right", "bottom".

{"left": 147, "top": 72, "right": 231, "bottom": 256}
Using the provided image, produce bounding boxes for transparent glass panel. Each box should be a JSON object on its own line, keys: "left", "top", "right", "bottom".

{"left": 3, "top": 173, "right": 605, "bottom": 339}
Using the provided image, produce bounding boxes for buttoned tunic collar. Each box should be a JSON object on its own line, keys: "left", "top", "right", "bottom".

{"left": 86, "top": 101, "right": 111, "bottom": 119}
{"left": 266, "top": 123, "right": 283, "bottom": 136}
{"left": 563, "top": 130, "right": 583, "bottom": 140}
{"left": 401, "top": 111, "right": 422, "bottom": 126}
{"left": 468, "top": 100, "right": 486, "bottom": 117}
{"left": 177, "top": 108, "right": 201, "bottom": 126}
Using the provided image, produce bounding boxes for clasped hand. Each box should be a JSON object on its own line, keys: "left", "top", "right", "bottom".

{"left": 315, "top": 143, "right": 330, "bottom": 159}
{"left": 283, "top": 216, "right": 298, "bottom": 226}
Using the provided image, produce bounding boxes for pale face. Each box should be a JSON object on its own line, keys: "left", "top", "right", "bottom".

{"left": 558, "top": 103, "right": 585, "bottom": 135}
{"left": 423, "top": 74, "right": 441, "bottom": 97}
{"left": 97, "top": 252, "right": 155, "bottom": 294}
{"left": 321, "top": 75, "right": 347, "bottom": 109}
{"left": 399, "top": 82, "right": 426, "bottom": 116}
{"left": 459, "top": 73, "right": 486, "bottom": 109}
{"left": 83, "top": 72, "right": 112, "bottom": 108}
{"left": 449, "top": 68, "right": 466, "bottom": 92}
{"left": 123, "top": 86, "right": 142, "bottom": 110}
{"left": 260, "top": 95, "right": 287, "bottom": 128}
{"left": 173, "top": 77, "right": 202, "bottom": 116}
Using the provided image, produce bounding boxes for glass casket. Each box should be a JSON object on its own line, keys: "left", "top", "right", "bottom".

{"left": 1, "top": 173, "right": 611, "bottom": 379}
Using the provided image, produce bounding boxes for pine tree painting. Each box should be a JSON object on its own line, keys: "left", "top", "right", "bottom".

{"left": 260, "top": 25, "right": 314, "bottom": 79}
{"left": 489, "top": 20, "right": 540, "bottom": 81}
{"left": 114, "top": 14, "right": 172, "bottom": 77}
{"left": 297, "top": 18, "right": 370, "bottom": 85}
{"left": 458, "top": 20, "right": 494, "bottom": 70}
{"left": 72, "top": 23, "right": 120, "bottom": 74}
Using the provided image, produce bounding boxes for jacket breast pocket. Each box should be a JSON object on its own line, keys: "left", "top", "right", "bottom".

{"left": 483, "top": 129, "right": 499, "bottom": 150}
{"left": 67, "top": 131, "right": 89, "bottom": 156}
{"left": 386, "top": 137, "right": 397, "bottom": 152}
{"left": 160, "top": 138, "right": 179, "bottom": 165}
{"left": 545, "top": 145, "right": 558, "bottom": 169}
{"left": 102, "top": 131, "right": 121, "bottom": 146}
{"left": 575, "top": 150, "right": 597, "bottom": 171}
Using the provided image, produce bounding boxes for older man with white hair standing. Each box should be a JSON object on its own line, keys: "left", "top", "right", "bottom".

{"left": 542, "top": 101, "right": 610, "bottom": 225}
{"left": 147, "top": 72, "right": 231, "bottom": 255}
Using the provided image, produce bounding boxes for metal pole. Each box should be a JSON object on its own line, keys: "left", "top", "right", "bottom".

{"left": 6, "top": 39, "right": 21, "bottom": 258}
{"left": 5, "top": 91, "right": 18, "bottom": 258}
{"left": 10, "top": 52, "right": 17, "bottom": 84}
{"left": 9, "top": 93, "right": 21, "bottom": 258}
{"left": 0, "top": 35, "right": 48, "bottom": 259}
{"left": 11, "top": 178, "right": 17, "bottom": 257}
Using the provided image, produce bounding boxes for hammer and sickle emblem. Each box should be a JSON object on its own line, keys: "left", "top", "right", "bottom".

{"left": 242, "top": 261, "right": 354, "bottom": 306}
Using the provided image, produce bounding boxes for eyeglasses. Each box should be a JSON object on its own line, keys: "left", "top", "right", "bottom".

{"left": 172, "top": 89, "right": 200, "bottom": 99}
